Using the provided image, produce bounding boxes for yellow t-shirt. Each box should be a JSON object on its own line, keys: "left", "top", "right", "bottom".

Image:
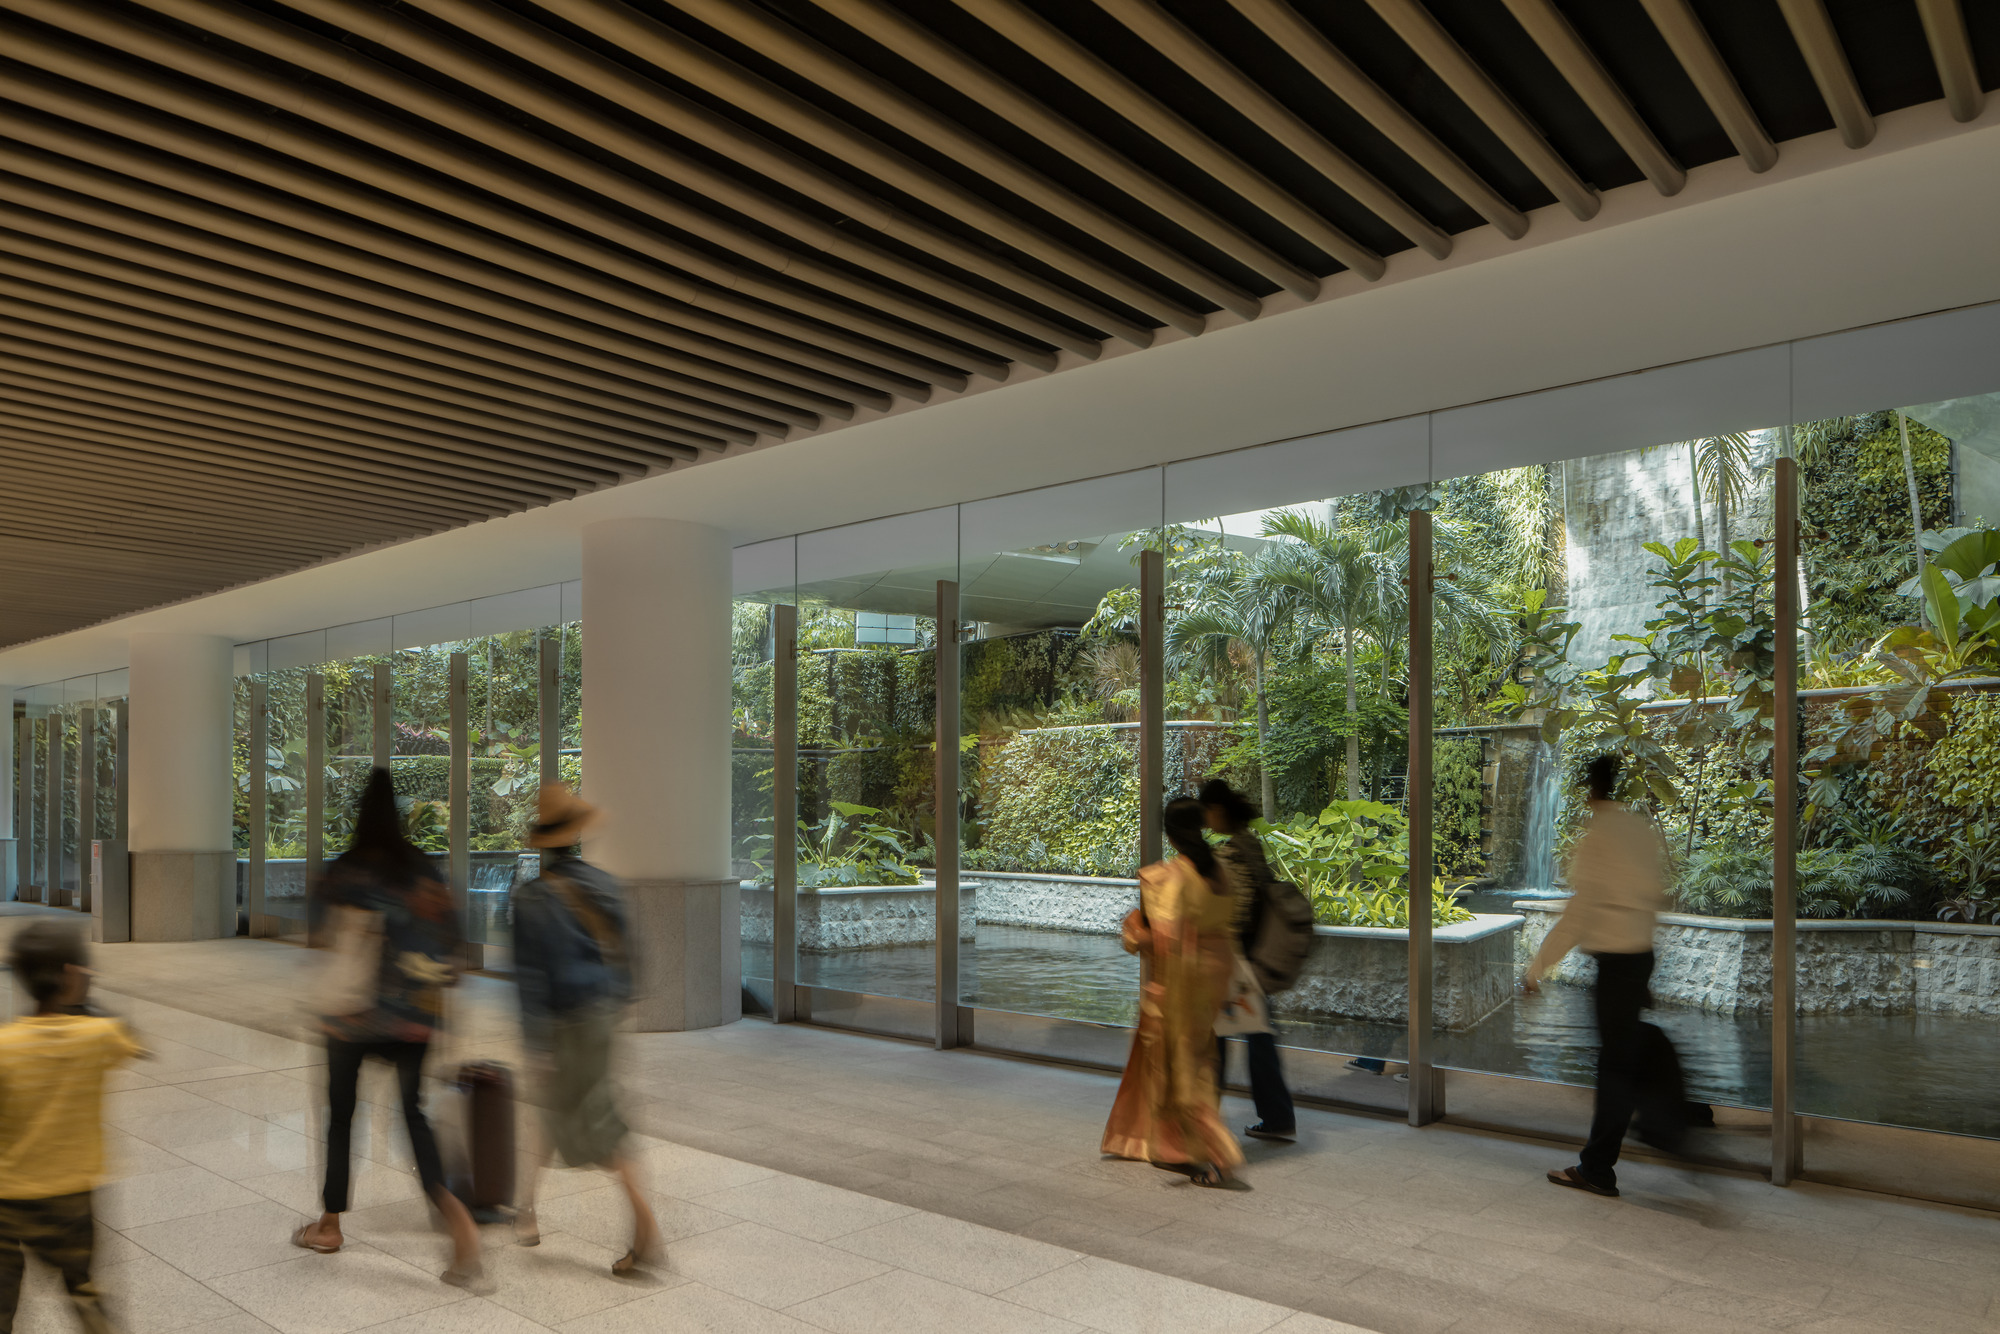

{"left": 0, "top": 1014, "right": 143, "bottom": 1199}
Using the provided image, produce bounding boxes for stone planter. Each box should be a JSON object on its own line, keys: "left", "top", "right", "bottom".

{"left": 740, "top": 882, "right": 976, "bottom": 952}
{"left": 1277, "top": 915, "right": 1523, "bottom": 1031}
{"left": 1515, "top": 902, "right": 2000, "bottom": 1016}
{"left": 961, "top": 872, "right": 1137, "bottom": 934}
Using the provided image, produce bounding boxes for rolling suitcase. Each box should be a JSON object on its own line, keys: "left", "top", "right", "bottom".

{"left": 453, "top": 1060, "right": 516, "bottom": 1223}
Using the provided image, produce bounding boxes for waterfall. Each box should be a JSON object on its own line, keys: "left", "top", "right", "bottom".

{"left": 1517, "top": 741, "right": 1564, "bottom": 895}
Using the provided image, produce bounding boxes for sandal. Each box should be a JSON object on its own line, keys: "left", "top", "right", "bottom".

{"left": 290, "top": 1223, "right": 341, "bottom": 1254}
{"left": 441, "top": 1260, "right": 485, "bottom": 1289}
{"left": 515, "top": 1207, "right": 540, "bottom": 1248}
{"left": 611, "top": 1241, "right": 660, "bottom": 1278}
{"left": 1187, "top": 1164, "right": 1231, "bottom": 1188}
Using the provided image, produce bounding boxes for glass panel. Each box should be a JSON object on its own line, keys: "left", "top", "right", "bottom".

{"left": 468, "top": 629, "right": 551, "bottom": 952}
{"left": 1793, "top": 391, "right": 2000, "bottom": 1138}
{"left": 791, "top": 508, "right": 957, "bottom": 1006}
{"left": 733, "top": 539, "right": 794, "bottom": 996}
{"left": 1432, "top": 421, "right": 1786, "bottom": 1119}
{"left": 324, "top": 657, "right": 378, "bottom": 853}
{"left": 956, "top": 471, "right": 1163, "bottom": 1026}
{"left": 391, "top": 645, "right": 452, "bottom": 891}
{"left": 1163, "top": 426, "right": 1430, "bottom": 1075}
{"left": 261, "top": 670, "right": 310, "bottom": 932}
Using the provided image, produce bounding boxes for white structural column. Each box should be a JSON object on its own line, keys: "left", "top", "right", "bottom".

{"left": 582, "top": 518, "right": 738, "bottom": 1031}
{"left": 127, "top": 633, "right": 235, "bottom": 941}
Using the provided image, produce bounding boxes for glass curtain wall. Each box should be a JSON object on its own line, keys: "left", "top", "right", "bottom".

{"left": 1791, "top": 389, "right": 2000, "bottom": 1141}
{"left": 788, "top": 507, "right": 957, "bottom": 1014}
{"left": 955, "top": 471, "right": 1162, "bottom": 1030}
{"left": 1426, "top": 420, "right": 1786, "bottom": 1126}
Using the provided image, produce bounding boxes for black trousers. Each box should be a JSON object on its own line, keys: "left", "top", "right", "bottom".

{"left": 1579, "top": 951, "right": 1684, "bottom": 1187}
{"left": 1216, "top": 1032, "right": 1295, "bottom": 1133}
{"left": 0, "top": 1192, "right": 111, "bottom": 1333}
{"left": 324, "top": 1037, "right": 448, "bottom": 1214}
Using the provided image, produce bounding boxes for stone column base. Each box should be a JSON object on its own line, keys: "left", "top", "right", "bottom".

{"left": 131, "top": 850, "right": 234, "bottom": 942}
{"left": 626, "top": 877, "right": 741, "bottom": 1032}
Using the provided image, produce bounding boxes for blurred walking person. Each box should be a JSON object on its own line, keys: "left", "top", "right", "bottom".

{"left": 0, "top": 921, "right": 141, "bottom": 1333}
{"left": 1200, "top": 780, "right": 1297, "bottom": 1143}
{"left": 290, "top": 768, "right": 481, "bottom": 1284}
{"left": 1527, "top": 754, "right": 1685, "bottom": 1197}
{"left": 1102, "top": 798, "right": 1245, "bottom": 1187}
{"left": 511, "top": 785, "right": 659, "bottom": 1276}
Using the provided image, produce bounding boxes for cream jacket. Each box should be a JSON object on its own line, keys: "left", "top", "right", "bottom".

{"left": 1528, "top": 803, "right": 1670, "bottom": 980}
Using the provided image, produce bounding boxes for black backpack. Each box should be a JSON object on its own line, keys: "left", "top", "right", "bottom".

{"left": 1247, "top": 878, "right": 1317, "bottom": 994}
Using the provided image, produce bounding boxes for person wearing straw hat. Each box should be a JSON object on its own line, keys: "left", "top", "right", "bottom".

{"left": 510, "top": 784, "right": 660, "bottom": 1275}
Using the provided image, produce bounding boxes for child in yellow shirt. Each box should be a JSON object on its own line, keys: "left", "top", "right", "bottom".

{"left": 0, "top": 921, "right": 142, "bottom": 1333}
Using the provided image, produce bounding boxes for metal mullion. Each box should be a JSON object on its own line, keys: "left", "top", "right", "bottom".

{"left": 935, "top": 581, "right": 961, "bottom": 1050}
{"left": 0, "top": 186, "right": 795, "bottom": 438}
{"left": 772, "top": 603, "right": 798, "bottom": 1024}
{"left": 539, "top": 634, "right": 559, "bottom": 870}
{"left": 0, "top": 302, "right": 700, "bottom": 464}
{"left": 1139, "top": 549, "right": 1163, "bottom": 867}
{"left": 0, "top": 222, "right": 760, "bottom": 447}
{"left": 1772, "top": 456, "right": 1802, "bottom": 1183}
{"left": 1406, "top": 508, "right": 1439, "bottom": 1126}
{"left": 373, "top": 664, "right": 393, "bottom": 773}
{"left": 0, "top": 449, "right": 427, "bottom": 543}
{"left": 45, "top": 713, "right": 63, "bottom": 907}
{"left": 0, "top": 272, "right": 724, "bottom": 455}
{"left": 305, "top": 673, "right": 325, "bottom": 895}
{"left": 0, "top": 367, "right": 569, "bottom": 507}
{"left": 249, "top": 677, "right": 267, "bottom": 937}
{"left": 77, "top": 708, "right": 94, "bottom": 915}
{"left": 0, "top": 339, "right": 627, "bottom": 490}
{"left": 450, "top": 651, "right": 477, "bottom": 969}
{"left": 16, "top": 717, "right": 33, "bottom": 902}
{"left": 0, "top": 427, "right": 472, "bottom": 529}
{"left": 0, "top": 402, "right": 504, "bottom": 524}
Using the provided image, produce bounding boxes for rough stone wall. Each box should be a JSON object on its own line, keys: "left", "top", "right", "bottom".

{"left": 965, "top": 873, "right": 1136, "bottom": 934}
{"left": 1278, "top": 920, "right": 1520, "bottom": 1030}
{"left": 1560, "top": 434, "right": 1779, "bottom": 670}
{"left": 1487, "top": 731, "right": 1544, "bottom": 887}
{"left": 1518, "top": 905, "right": 2000, "bottom": 1016}
{"left": 738, "top": 883, "right": 976, "bottom": 951}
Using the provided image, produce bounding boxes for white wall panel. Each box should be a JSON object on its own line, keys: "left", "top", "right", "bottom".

{"left": 1166, "top": 416, "right": 1431, "bottom": 522}
{"left": 1792, "top": 299, "right": 2000, "bottom": 423}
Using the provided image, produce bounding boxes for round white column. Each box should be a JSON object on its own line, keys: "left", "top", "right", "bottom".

{"left": 127, "top": 633, "right": 235, "bottom": 941}
{"left": 582, "top": 518, "right": 736, "bottom": 1029}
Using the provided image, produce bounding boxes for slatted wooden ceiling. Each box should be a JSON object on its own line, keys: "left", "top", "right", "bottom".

{"left": 0, "top": 0, "right": 1993, "bottom": 648}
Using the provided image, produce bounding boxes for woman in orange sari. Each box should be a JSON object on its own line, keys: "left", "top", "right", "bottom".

{"left": 1101, "top": 798, "right": 1246, "bottom": 1187}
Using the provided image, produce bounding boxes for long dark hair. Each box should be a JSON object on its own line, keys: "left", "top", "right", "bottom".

{"left": 335, "top": 766, "right": 432, "bottom": 884}
{"left": 1164, "top": 797, "right": 1218, "bottom": 880}
{"left": 1198, "top": 778, "right": 1258, "bottom": 833}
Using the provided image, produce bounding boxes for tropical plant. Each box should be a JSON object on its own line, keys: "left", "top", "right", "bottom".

{"left": 1673, "top": 844, "right": 1910, "bottom": 919}
{"left": 1255, "top": 799, "right": 1409, "bottom": 896}
{"left": 1168, "top": 543, "right": 1291, "bottom": 815}
{"left": 745, "top": 801, "right": 921, "bottom": 889}
{"left": 1933, "top": 819, "right": 2000, "bottom": 924}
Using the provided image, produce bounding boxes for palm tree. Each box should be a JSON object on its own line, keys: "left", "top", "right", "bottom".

{"left": 1168, "top": 545, "right": 1291, "bottom": 816}
{"left": 1691, "top": 432, "right": 1755, "bottom": 591}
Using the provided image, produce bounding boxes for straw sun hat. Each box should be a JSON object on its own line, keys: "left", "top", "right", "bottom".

{"left": 528, "top": 783, "right": 599, "bottom": 848}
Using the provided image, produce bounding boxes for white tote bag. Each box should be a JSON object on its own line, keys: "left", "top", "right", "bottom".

{"left": 315, "top": 905, "right": 384, "bottom": 1018}
{"left": 1213, "top": 954, "right": 1271, "bottom": 1037}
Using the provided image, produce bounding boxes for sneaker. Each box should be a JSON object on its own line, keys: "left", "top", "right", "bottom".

{"left": 1244, "top": 1123, "right": 1295, "bottom": 1143}
{"left": 1344, "top": 1058, "right": 1385, "bottom": 1075}
{"left": 1546, "top": 1165, "right": 1618, "bottom": 1197}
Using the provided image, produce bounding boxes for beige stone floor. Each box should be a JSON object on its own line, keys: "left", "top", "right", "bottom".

{"left": 10, "top": 925, "right": 2000, "bottom": 1334}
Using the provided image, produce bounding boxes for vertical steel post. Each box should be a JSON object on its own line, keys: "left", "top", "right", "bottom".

{"left": 1772, "top": 456, "right": 1802, "bottom": 1183}
{"left": 248, "top": 679, "right": 268, "bottom": 937}
{"left": 14, "top": 716, "right": 29, "bottom": 901}
{"left": 450, "top": 652, "right": 477, "bottom": 970}
{"left": 305, "top": 673, "right": 325, "bottom": 894}
{"left": 77, "top": 709, "right": 95, "bottom": 915}
{"left": 1407, "top": 509, "right": 1440, "bottom": 1126}
{"left": 1139, "top": 548, "right": 1165, "bottom": 868}
{"left": 372, "top": 662, "right": 392, "bottom": 771}
{"left": 539, "top": 634, "right": 560, "bottom": 868}
{"left": 935, "top": 582, "right": 963, "bottom": 1049}
{"left": 772, "top": 603, "right": 799, "bottom": 1024}
{"left": 45, "top": 714, "right": 64, "bottom": 907}
{"left": 113, "top": 699, "right": 127, "bottom": 844}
